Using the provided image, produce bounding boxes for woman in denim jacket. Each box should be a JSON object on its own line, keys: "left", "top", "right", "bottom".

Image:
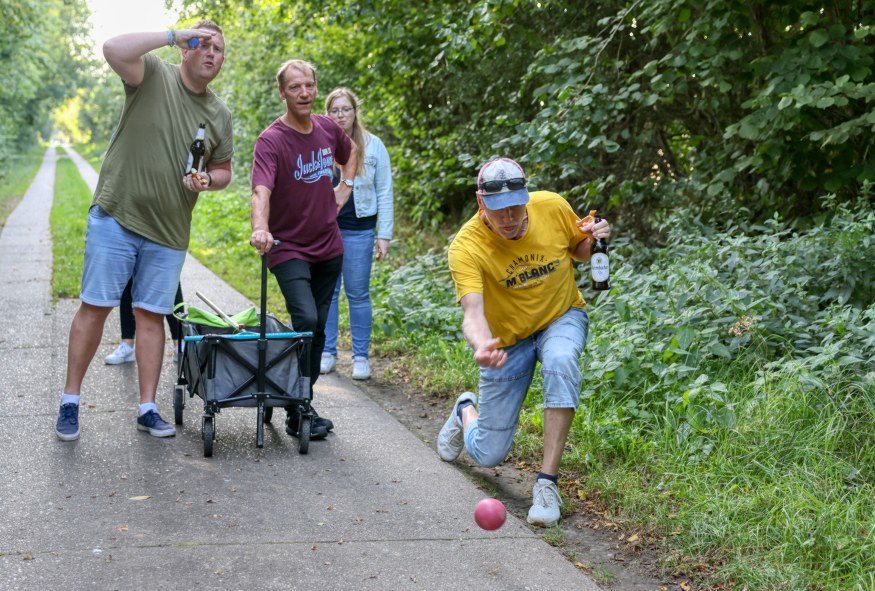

{"left": 322, "top": 87, "right": 394, "bottom": 380}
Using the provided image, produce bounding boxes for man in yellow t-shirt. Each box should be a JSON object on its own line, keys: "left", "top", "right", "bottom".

{"left": 439, "top": 157, "right": 611, "bottom": 528}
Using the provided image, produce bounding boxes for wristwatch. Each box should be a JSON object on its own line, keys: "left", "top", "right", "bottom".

{"left": 341, "top": 178, "right": 354, "bottom": 188}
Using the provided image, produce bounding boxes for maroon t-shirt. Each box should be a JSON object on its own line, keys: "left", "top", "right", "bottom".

{"left": 251, "top": 115, "right": 353, "bottom": 266}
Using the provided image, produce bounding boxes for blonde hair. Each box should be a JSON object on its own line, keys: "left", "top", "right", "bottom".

{"left": 325, "top": 87, "right": 367, "bottom": 177}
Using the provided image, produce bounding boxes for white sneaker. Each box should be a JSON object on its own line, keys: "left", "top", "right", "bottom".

{"left": 105, "top": 342, "right": 135, "bottom": 365}
{"left": 527, "top": 479, "right": 562, "bottom": 527}
{"left": 320, "top": 353, "right": 336, "bottom": 374}
{"left": 172, "top": 341, "right": 186, "bottom": 365}
{"left": 436, "top": 391, "right": 477, "bottom": 462}
{"left": 352, "top": 356, "right": 371, "bottom": 380}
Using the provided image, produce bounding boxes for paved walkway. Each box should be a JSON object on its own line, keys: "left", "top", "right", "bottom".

{"left": 0, "top": 147, "right": 602, "bottom": 590}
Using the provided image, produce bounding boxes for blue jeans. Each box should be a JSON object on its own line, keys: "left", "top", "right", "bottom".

{"left": 324, "top": 228, "right": 375, "bottom": 358}
{"left": 80, "top": 205, "right": 186, "bottom": 314}
{"left": 464, "top": 307, "right": 589, "bottom": 467}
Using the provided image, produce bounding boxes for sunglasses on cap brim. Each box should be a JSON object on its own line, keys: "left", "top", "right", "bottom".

{"left": 479, "top": 178, "right": 527, "bottom": 193}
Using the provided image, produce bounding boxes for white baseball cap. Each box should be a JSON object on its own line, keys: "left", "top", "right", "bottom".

{"left": 476, "top": 157, "right": 530, "bottom": 210}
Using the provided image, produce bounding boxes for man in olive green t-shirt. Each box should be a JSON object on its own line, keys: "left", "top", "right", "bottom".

{"left": 55, "top": 20, "right": 234, "bottom": 442}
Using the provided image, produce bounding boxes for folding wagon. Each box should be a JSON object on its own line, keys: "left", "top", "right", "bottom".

{"left": 173, "top": 255, "right": 315, "bottom": 456}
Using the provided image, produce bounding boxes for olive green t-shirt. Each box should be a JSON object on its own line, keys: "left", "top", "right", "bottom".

{"left": 93, "top": 53, "right": 234, "bottom": 250}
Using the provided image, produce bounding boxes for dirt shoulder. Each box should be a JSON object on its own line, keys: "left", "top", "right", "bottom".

{"left": 333, "top": 353, "right": 694, "bottom": 591}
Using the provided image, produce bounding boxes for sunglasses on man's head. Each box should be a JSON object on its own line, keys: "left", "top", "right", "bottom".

{"left": 479, "top": 178, "right": 527, "bottom": 193}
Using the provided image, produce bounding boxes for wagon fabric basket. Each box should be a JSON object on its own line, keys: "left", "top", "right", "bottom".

{"left": 180, "top": 312, "right": 310, "bottom": 406}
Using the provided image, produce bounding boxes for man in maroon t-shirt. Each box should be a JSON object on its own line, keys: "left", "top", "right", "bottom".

{"left": 250, "top": 59, "right": 357, "bottom": 440}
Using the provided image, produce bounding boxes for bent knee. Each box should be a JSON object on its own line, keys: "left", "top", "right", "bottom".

{"left": 467, "top": 436, "right": 513, "bottom": 468}
{"left": 476, "top": 451, "right": 508, "bottom": 468}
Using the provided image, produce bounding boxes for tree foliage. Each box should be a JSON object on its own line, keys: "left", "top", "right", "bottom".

{"left": 0, "top": 0, "right": 91, "bottom": 177}
{"left": 29, "top": 0, "right": 874, "bottom": 232}
{"left": 164, "top": 0, "right": 875, "bottom": 234}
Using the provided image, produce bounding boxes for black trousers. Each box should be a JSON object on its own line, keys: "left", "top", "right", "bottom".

{"left": 271, "top": 255, "right": 343, "bottom": 399}
{"left": 119, "top": 279, "right": 184, "bottom": 341}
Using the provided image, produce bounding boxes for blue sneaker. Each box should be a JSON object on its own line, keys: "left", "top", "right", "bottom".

{"left": 55, "top": 403, "right": 80, "bottom": 441}
{"left": 136, "top": 410, "right": 176, "bottom": 438}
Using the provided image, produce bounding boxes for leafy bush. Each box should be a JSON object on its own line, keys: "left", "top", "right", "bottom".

{"left": 373, "top": 250, "right": 462, "bottom": 343}
{"left": 369, "top": 197, "right": 875, "bottom": 587}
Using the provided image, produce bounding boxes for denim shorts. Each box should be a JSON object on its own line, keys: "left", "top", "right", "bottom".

{"left": 464, "top": 307, "right": 589, "bottom": 467}
{"left": 80, "top": 205, "right": 186, "bottom": 314}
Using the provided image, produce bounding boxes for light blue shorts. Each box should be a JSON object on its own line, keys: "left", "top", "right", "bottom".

{"left": 464, "top": 307, "right": 589, "bottom": 467}
{"left": 80, "top": 205, "right": 186, "bottom": 314}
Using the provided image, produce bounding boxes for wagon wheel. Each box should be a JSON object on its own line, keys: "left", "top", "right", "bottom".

{"left": 263, "top": 407, "right": 273, "bottom": 423}
{"left": 173, "top": 385, "right": 185, "bottom": 425}
{"left": 298, "top": 415, "right": 311, "bottom": 455}
{"left": 203, "top": 416, "right": 215, "bottom": 457}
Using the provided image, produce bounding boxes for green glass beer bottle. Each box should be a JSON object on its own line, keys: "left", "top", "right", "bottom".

{"left": 590, "top": 216, "right": 610, "bottom": 291}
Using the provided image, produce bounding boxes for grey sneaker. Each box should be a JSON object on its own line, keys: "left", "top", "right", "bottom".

{"left": 351, "top": 356, "right": 371, "bottom": 380}
{"left": 55, "top": 403, "right": 80, "bottom": 441}
{"left": 105, "top": 342, "right": 135, "bottom": 365}
{"left": 320, "top": 353, "right": 336, "bottom": 374}
{"left": 436, "top": 391, "right": 476, "bottom": 462}
{"left": 136, "top": 410, "right": 176, "bottom": 438}
{"left": 527, "top": 479, "right": 562, "bottom": 527}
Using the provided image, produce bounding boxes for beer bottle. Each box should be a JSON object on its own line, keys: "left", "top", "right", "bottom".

{"left": 185, "top": 123, "right": 206, "bottom": 174}
{"left": 590, "top": 216, "right": 610, "bottom": 291}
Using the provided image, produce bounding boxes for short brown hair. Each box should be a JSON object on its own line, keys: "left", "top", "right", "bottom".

{"left": 193, "top": 19, "right": 223, "bottom": 36}
{"left": 276, "top": 59, "right": 317, "bottom": 87}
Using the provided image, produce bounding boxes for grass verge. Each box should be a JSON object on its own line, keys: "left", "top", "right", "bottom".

{"left": 50, "top": 150, "right": 92, "bottom": 299}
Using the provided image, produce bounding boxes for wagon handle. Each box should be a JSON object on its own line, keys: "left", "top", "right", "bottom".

{"left": 260, "top": 240, "right": 280, "bottom": 340}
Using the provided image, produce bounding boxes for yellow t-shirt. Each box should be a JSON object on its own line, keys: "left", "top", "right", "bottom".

{"left": 448, "top": 191, "right": 587, "bottom": 348}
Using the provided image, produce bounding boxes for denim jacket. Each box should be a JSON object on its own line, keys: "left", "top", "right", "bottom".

{"left": 352, "top": 133, "right": 394, "bottom": 240}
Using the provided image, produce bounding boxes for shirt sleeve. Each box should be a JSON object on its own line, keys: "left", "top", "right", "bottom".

{"left": 123, "top": 52, "right": 158, "bottom": 94}
{"left": 251, "top": 132, "right": 278, "bottom": 191}
{"left": 371, "top": 136, "right": 394, "bottom": 239}
{"left": 448, "top": 238, "right": 483, "bottom": 302}
{"left": 556, "top": 196, "right": 586, "bottom": 250}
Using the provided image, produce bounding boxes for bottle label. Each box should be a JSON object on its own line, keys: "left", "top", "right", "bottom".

{"left": 591, "top": 253, "right": 609, "bottom": 282}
